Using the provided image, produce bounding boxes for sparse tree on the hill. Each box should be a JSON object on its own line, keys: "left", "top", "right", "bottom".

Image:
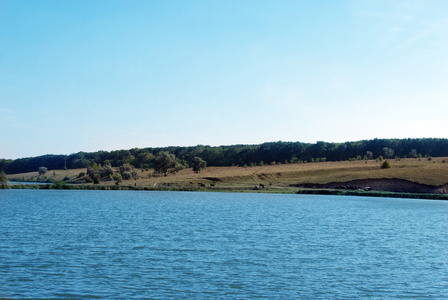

{"left": 155, "top": 151, "right": 177, "bottom": 176}
{"left": 38, "top": 167, "right": 48, "bottom": 176}
{"left": 192, "top": 157, "right": 207, "bottom": 173}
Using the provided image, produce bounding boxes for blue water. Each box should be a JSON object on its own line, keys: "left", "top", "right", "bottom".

{"left": 1, "top": 190, "right": 447, "bottom": 299}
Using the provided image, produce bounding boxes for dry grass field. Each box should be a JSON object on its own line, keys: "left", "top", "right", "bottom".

{"left": 7, "top": 157, "right": 448, "bottom": 192}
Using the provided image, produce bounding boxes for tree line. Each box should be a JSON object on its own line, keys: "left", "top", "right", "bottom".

{"left": 2, "top": 138, "right": 448, "bottom": 174}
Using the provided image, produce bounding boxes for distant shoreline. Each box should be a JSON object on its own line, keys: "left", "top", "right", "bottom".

{"left": 4, "top": 158, "right": 448, "bottom": 201}
{"left": 2, "top": 182, "right": 448, "bottom": 201}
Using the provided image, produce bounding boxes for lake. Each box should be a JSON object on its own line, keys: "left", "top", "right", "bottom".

{"left": 1, "top": 190, "right": 447, "bottom": 299}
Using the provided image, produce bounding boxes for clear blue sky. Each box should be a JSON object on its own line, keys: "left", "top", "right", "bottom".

{"left": 1, "top": 0, "right": 447, "bottom": 159}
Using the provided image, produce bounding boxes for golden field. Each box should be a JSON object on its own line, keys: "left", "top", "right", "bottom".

{"left": 7, "top": 157, "right": 448, "bottom": 192}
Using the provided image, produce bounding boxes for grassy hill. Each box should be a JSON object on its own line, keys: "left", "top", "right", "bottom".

{"left": 7, "top": 157, "right": 448, "bottom": 194}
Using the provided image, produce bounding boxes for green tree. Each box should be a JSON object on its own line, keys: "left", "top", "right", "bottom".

{"left": 119, "top": 163, "right": 133, "bottom": 174}
{"left": 122, "top": 171, "right": 132, "bottom": 180}
{"left": 155, "top": 151, "right": 177, "bottom": 176}
{"left": 113, "top": 173, "right": 122, "bottom": 182}
{"left": 119, "top": 163, "right": 137, "bottom": 180}
{"left": 0, "top": 171, "right": 9, "bottom": 185}
{"left": 93, "top": 174, "right": 101, "bottom": 184}
{"left": 87, "top": 167, "right": 99, "bottom": 180}
{"left": 191, "top": 157, "right": 207, "bottom": 173}
{"left": 99, "top": 163, "right": 114, "bottom": 178}
{"left": 38, "top": 166, "right": 48, "bottom": 176}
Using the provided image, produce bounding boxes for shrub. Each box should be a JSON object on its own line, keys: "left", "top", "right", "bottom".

{"left": 63, "top": 176, "right": 70, "bottom": 181}
{"left": 53, "top": 180, "right": 66, "bottom": 188}
{"left": 93, "top": 174, "right": 100, "bottom": 184}
{"left": 100, "top": 163, "right": 114, "bottom": 178}
{"left": 78, "top": 172, "right": 85, "bottom": 178}
{"left": 122, "top": 171, "right": 132, "bottom": 180}
{"left": 381, "top": 160, "right": 392, "bottom": 169}
{"left": 113, "top": 173, "right": 122, "bottom": 182}
{"left": 0, "top": 171, "right": 9, "bottom": 184}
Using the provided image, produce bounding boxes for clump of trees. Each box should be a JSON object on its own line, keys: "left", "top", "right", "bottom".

{"left": 154, "top": 151, "right": 183, "bottom": 176}
{"left": 86, "top": 165, "right": 100, "bottom": 184}
{"left": 84, "top": 162, "right": 139, "bottom": 183}
{"left": 99, "top": 163, "right": 114, "bottom": 178}
{"left": 119, "top": 163, "right": 138, "bottom": 180}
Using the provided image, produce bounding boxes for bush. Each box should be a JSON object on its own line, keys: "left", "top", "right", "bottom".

{"left": 53, "top": 180, "right": 66, "bottom": 188}
{"left": 63, "top": 176, "right": 70, "bottom": 181}
{"left": 113, "top": 173, "right": 122, "bottom": 182}
{"left": 93, "top": 174, "right": 100, "bottom": 184}
{"left": 0, "top": 171, "right": 9, "bottom": 184}
{"left": 87, "top": 167, "right": 99, "bottom": 180}
{"left": 122, "top": 171, "right": 132, "bottom": 180}
{"left": 119, "top": 163, "right": 133, "bottom": 174}
{"left": 381, "top": 160, "right": 392, "bottom": 169}
{"left": 78, "top": 172, "right": 85, "bottom": 178}
{"left": 100, "top": 163, "right": 114, "bottom": 177}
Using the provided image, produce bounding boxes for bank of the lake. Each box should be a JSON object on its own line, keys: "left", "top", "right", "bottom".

{"left": 5, "top": 158, "right": 448, "bottom": 200}
{"left": 2, "top": 181, "right": 448, "bottom": 201}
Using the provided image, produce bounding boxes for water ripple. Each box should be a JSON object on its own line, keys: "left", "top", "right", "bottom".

{"left": 1, "top": 190, "right": 447, "bottom": 299}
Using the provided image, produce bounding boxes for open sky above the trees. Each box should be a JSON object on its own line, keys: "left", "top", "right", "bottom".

{"left": 1, "top": 0, "right": 448, "bottom": 159}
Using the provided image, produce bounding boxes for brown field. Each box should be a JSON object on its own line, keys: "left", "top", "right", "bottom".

{"left": 7, "top": 157, "right": 448, "bottom": 192}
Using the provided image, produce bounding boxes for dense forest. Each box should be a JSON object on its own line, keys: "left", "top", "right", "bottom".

{"left": 2, "top": 138, "right": 448, "bottom": 174}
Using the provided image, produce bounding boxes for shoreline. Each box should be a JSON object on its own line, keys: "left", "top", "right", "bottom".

{"left": 2, "top": 183, "right": 448, "bottom": 201}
